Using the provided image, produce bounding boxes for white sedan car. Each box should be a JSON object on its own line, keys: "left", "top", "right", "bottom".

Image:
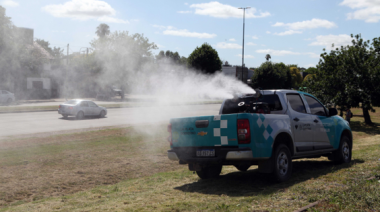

{"left": 0, "top": 90, "right": 15, "bottom": 105}
{"left": 58, "top": 99, "right": 107, "bottom": 119}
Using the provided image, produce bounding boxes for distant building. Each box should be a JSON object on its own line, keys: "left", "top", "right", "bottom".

{"left": 221, "top": 61, "right": 250, "bottom": 83}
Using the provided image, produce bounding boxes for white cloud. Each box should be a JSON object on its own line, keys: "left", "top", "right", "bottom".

{"left": 309, "top": 34, "right": 353, "bottom": 50}
{"left": 266, "top": 31, "right": 271, "bottom": 34}
{"left": 98, "top": 16, "right": 128, "bottom": 24}
{"left": 42, "top": 0, "right": 128, "bottom": 23}
{"left": 256, "top": 49, "right": 300, "bottom": 56}
{"left": 155, "top": 25, "right": 216, "bottom": 39}
{"left": 305, "top": 52, "right": 320, "bottom": 58}
{"left": 216, "top": 42, "right": 241, "bottom": 49}
{"left": 247, "top": 42, "right": 256, "bottom": 46}
{"left": 274, "top": 30, "right": 302, "bottom": 36}
{"left": 252, "top": 36, "right": 258, "bottom": 39}
{"left": 1, "top": 0, "right": 19, "bottom": 7}
{"left": 237, "top": 54, "right": 255, "bottom": 59}
{"left": 189, "top": 2, "right": 270, "bottom": 18}
{"left": 163, "top": 29, "right": 216, "bottom": 39}
{"left": 184, "top": 2, "right": 188, "bottom": 5}
{"left": 304, "top": 64, "right": 317, "bottom": 68}
{"left": 229, "top": 38, "right": 236, "bottom": 42}
{"left": 178, "top": 11, "right": 192, "bottom": 14}
{"left": 272, "top": 18, "right": 337, "bottom": 30}
{"left": 340, "top": 0, "right": 380, "bottom": 23}
{"left": 156, "top": 44, "right": 165, "bottom": 48}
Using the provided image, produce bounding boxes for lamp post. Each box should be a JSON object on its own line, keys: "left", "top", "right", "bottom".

{"left": 238, "top": 7, "right": 250, "bottom": 82}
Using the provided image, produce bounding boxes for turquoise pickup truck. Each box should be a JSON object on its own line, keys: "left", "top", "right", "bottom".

{"left": 167, "top": 90, "right": 352, "bottom": 182}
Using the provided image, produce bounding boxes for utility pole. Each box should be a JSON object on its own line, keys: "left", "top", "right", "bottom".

{"left": 67, "top": 44, "right": 69, "bottom": 65}
{"left": 86, "top": 48, "right": 89, "bottom": 57}
{"left": 238, "top": 7, "right": 250, "bottom": 83}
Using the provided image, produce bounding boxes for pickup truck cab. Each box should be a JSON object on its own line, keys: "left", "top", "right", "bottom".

{"left": 167, "top": 90, "right": 352, "bottom": 182}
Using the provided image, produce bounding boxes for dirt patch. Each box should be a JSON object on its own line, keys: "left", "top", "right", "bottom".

{"left": 0, "top": 126, "right": 179, "bottom": 207}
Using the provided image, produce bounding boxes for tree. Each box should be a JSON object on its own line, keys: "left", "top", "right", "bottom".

{"left": 303, "top": 34, "right": 380, "bottom": 124}
{"left": 179, "top": 56, "right": 187, "bottom": 66}
{"left": 187, "top": 43, "right": 222, "bottom": 74}
{"left": 156, "top": 50, "right": 165, "bottom": 60}
{"left": 289, "top": 66, "right": 303, "bottom": 88}
{"left": 303, "top": 74, "right": 315, "bottom": 82}
{"left": 305, "top": 67, "right": 317, "bottom": 74}
{"left": 35, "top": 39, "right": 53, "bottom": 55}
{"left": 156, "top": 50, "right": 186, "bottom": 65}
{"left": 95, "top": 23, "right": 110, "bottom": 38}
{"left": 90, "top": 30, "right": 157, "bottom": 91}
{"left": 251, "top": 62, "right": 291, "bottom": 89}
{"left": 265, "top": 54, "right": 271, "bottom": 61}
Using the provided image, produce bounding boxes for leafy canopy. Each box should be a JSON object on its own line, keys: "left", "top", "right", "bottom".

{"left": 251, "top": 62, "right": 292, "bottom": 89}
{"left": 187, "top": 43, "right": 222, "bottom": 74}
{"left": 303, "top": 34, "right": 380, "bottom": 124}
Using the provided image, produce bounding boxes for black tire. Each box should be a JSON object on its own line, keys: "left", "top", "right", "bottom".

{"left": 330, "top": 135, "right": 351, "bottom": 164}
{"left": 272, "top": 144, "right": 292, "bottom": 182}
{"left": 196, "top": 165, "right": 222, "bottom": 179}
{"left": 99, "top": 110, "right": 106, "bottom": 118}
{"left": 76, "top": 111, "right": 84, "bottom": 120}
{"left": 62, "top": 115, "right": 68, "bottom": 118}
{"left": 234, "top": 164, "right": 250, "bottom": 172}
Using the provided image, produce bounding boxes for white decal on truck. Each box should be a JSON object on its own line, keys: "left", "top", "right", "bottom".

{"left": 213, "top": 116, "right": 229, "bottom": 146}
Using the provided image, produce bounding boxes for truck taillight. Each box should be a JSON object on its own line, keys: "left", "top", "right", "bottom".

{"left": 167, "top": 124, "right": 172, "bottom": 146}
{"left": 237, "top": 119, "right": 250, "bottom": 144}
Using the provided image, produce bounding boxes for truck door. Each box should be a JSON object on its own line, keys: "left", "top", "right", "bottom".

{"left": 286, "top": 93, "right": 314, "bottom": 152}
{"left": 303, "top": 94, "right": 334, "bottom": 150}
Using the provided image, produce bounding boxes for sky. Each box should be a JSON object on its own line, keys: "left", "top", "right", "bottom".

{"left": 1, "top": 0, "right": 380, "bottom": 68}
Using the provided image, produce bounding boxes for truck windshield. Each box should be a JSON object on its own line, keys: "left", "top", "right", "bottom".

{"left": 221, "top": 94, "right": 283, "bottom": 114}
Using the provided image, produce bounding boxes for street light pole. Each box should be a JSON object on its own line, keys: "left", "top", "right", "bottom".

{"left": 238, "top": 7, "right": 250, "bottom": 82}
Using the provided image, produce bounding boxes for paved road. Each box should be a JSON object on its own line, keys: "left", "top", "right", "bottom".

{"left": 0, "top": 104, "right": 221, "bottom": 138}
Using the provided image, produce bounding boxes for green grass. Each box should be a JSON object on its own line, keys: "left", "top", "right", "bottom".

{"left": 1, "top": 130, "right": 379, "bottom": 211}
{"left": 1, "top": 107, "right": 380, "bottom": 211}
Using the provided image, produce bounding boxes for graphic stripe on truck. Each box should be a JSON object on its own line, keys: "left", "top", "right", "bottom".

{"left": 213, "top": 115, "right": 228, "bottom": 146}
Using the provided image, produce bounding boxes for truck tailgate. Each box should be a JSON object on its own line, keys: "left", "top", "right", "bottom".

{"left": 170, "top": 114, "right": 238, "bottom": 147}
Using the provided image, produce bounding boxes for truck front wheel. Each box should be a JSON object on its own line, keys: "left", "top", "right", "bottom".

{"left": 272, "top": 144, "right": 292, "bottom": 182}
{"left": 330, "top": 135, "right": 351, "bottom": 164}
{"left": 196, "top": 165, "right": 222, "bottom": 179}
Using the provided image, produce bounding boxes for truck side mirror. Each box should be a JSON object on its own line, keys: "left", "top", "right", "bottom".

{"left": 329, "top": 108, "right": 338, "bottom": 116}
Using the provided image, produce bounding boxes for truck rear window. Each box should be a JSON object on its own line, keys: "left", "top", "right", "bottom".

{"left": 221, "top": 95, "right": 283, "bottom": 114}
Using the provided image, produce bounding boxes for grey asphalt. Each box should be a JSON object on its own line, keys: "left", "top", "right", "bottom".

{"left": 0, "top": 104, "right": 221, "bottom": 138}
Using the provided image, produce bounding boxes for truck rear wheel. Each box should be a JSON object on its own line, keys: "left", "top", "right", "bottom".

{"left": 196, "top": 165, "right": 222, "bottom": 179}
{"left": 272, "top": 144, "right": 292, "bottom": 182}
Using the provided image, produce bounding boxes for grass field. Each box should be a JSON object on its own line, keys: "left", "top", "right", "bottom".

{"left": 0, "top": 109, "right": 379, "bottom": 211}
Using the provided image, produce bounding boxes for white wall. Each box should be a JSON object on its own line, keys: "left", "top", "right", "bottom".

{"left": 221, "top": 66, "right": 237, "bottom": 77}
{"left": 27, "top": 78, "right": 51, "bottom": 89}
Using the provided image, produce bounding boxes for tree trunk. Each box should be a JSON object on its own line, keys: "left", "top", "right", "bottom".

{"left": 362, "top": 107, "right": 373, "bottom": 125}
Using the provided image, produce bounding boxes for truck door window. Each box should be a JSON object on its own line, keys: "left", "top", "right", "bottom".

{"left": 286, "top": 94, "right": 306, "bottom": 113}
{"left": 304, "top": 95, "right": 327, "bottom": 116}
